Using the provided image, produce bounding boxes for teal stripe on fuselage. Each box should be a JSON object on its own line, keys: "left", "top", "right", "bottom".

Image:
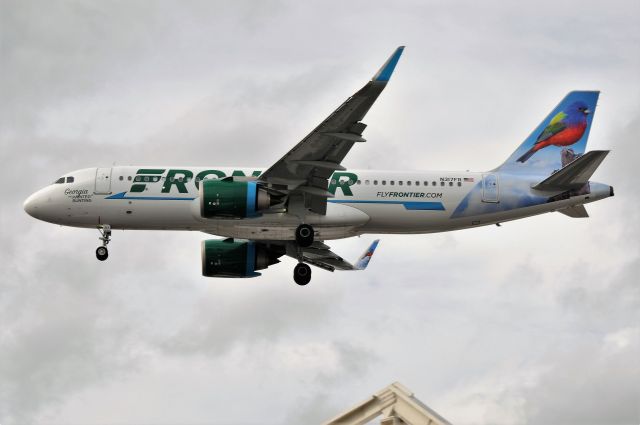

{"left": 329, "top": 199, "right": 445, "bottom": 211}
{"left": 105, "top": 192, "right": 196, "bottom": 201}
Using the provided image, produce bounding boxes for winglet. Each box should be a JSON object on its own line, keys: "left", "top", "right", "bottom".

{"left": 372, "top": 46, "right": 405, "bottom": 82}
{"left": 354, "top": 239, "right": 380, "bottom": 270}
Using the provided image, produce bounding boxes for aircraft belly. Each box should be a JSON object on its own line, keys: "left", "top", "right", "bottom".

{"left": 91, "top": 198, "right": 202, "bottom": 230}
{"left": 348, "top": 202, "right": 451, "bottom": 233}
{"left": 445, "top": 195, "right": 597, "bottom": 230}
{"left": 212, "top": 224, "right": 362, "bottom": 241}
{"left": 203, "top": 202, "right": 370, "bottom": 240}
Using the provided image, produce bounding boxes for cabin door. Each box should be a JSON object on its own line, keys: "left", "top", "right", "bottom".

{"left": 94, "top": 168, "right": 113, "bottom": 194}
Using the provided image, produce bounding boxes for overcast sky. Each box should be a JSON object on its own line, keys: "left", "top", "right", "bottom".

{"left": 1, "top": 1, "right": 639, "bottom": 424}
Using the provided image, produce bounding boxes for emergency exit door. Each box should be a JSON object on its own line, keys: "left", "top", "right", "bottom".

{"left": 94, "top": 168, "right": 112, "bottom": 194}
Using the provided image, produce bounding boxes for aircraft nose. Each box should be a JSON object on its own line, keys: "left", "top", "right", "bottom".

{"left": 23, "top": 193, "right": 40, "bottom": 218}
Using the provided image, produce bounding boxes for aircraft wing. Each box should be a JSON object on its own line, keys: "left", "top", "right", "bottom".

{"left": 287, "top": 239, "right": 380, "bottom": 272}
{"left": 259, "top": 47, "right": 405, "bottom": 215}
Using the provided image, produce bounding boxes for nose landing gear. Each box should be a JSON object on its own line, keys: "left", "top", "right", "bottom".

{"left": 96, "top": 225, "right": 111, "bottom": 261}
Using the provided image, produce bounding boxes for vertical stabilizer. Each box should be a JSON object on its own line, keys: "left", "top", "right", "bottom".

{"left": 497, "top": 91, "right": 599, "bottom": 175}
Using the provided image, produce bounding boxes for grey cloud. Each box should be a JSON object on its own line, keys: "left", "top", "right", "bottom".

{"left": 157, "top": 285, "right": 338, "bottom": 357}
{"left": 523, "top": 332, "right": 639, "bottom": 425}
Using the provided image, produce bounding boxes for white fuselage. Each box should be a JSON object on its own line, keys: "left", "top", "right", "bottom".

{"left": 23, "top": 166, "right": 612, "bottom": 241}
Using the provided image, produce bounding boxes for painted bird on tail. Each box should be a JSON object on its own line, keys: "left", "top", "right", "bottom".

{"left": 517, "top": 101, "right": 590, "bottom": 163}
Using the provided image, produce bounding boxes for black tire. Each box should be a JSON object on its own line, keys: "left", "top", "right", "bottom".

{"left": 96, "top": 246, "right": 109, "bottom": 261}
{"left": 295, "top": 224, "right": 314, "bottom": 248}
{"left": 293, "top": 263, "right": 311, "bottom": 286}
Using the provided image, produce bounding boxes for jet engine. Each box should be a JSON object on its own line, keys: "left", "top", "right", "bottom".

{"left": 199, "top": 180, "right": 271, "bottom": 218}
{"left": 201, "top": 239, "right": 284, "bottom": 278}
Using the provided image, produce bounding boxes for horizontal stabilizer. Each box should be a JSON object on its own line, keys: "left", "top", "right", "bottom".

{"left": 558, "top": 205, "right": 589, "bottom": 218}
{"left": 533, "top": 150, "right": 609, "bottom": 191}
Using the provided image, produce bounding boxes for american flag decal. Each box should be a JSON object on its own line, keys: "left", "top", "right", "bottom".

{"left": 464, "top": 177, "right": 474, "bottom": 182}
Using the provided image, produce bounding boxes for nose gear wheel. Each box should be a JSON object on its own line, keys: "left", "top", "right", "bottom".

{"left": 96, "top": 225, "right": 111, "bottom": 261}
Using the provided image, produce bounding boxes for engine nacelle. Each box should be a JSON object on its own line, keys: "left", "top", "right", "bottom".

{"left": 201, "top": 239, "right": 283, "bottom": 278}
{"left": 199, "top": 180, "right": 271, "bottom": 218}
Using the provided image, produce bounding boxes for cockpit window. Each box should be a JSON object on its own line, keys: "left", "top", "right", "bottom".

{"left": 53, "top": 176, "right": 75, "bottom": 184}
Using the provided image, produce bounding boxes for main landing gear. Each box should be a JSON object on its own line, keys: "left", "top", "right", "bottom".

{"left": 293, "top": 223, "right": 314, "bottom": 285}
{"left": 96, "top": 225, "right": 111, "bottom": 261}
{"left": 293, "top": 263, "right": 311, "bottom": 286}
{"left": 295, "top": 223, "right": 314, "bottom": 247}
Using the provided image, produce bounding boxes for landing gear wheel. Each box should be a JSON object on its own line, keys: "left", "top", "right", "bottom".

{"left": 293, "top": 263, "right": 311, "bottom": 286}
{"left": 96, "top": 225, "right": 111, "bottom": 261}
{"left": 96, "top": 246, "right": 109, "bottom": 261}
{"left": 295, "top": 224, "right": 314, "bottom": 248}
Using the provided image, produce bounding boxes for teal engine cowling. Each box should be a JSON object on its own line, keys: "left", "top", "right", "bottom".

{"left": 199, "top": 180, "right": 271, "bottom": 218}
{"left": 201, "top": 239, "right": 284, "bottom": 278}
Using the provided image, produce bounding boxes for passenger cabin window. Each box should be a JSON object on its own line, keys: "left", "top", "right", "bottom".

{"left": 432, "top": 181, "right": 436, "bottom": 186}
{"left": 119, "top": 176, "right": 123, "bottom": 181}
{"left": 382, "top": 180, "right": 386, "bottom": 185}
{"left": 457, "top": 182, "right": 462, "bottom": 187}
{"left": 127, "top": 176, "right": 132, "bottom": 181}
{"left": 449, "top": 182, "right": 453, "bottom": 186}
{"left": 365, "top": 180, "right": 370, "bottom": 185}
{"left": 406, "top": 181, "right": 411, "bottom": 186}
{"left": 374, "top": 180, "right": 378, "bottom": 185}
{"left": 356, "top": 180, "right": 361, "bottom": 185}
{"left": 415, "top": 181, "right": 420, "bottom": 186}
{"left": 398, "top": 181, "right": 403, "bottom": 186}
{"left": 390, "top": 181, "right": 394, "bottom": 186}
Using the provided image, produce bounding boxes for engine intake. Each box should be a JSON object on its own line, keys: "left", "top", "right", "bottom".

{"left": 199, "top": 180, "right": 271, "bottom": 218}
{"left": 201, "top": 239, "right": 283, "bottom": 278}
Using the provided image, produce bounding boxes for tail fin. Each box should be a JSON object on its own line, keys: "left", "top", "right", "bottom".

{"left": 497, "top": 91, "right": 599, "bottom": 174}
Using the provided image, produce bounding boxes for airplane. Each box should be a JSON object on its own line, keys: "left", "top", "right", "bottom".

{"left": 23, "top": 46, "right": 614, "bottom": 285}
